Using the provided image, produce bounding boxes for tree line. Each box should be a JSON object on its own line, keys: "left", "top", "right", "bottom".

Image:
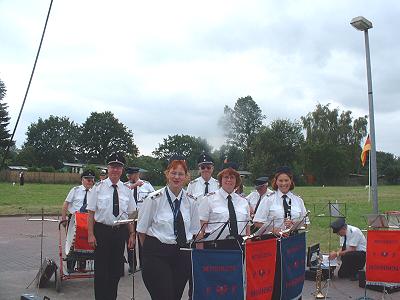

{"left": 1, "top": 78, "right": 400, "bottom": 185}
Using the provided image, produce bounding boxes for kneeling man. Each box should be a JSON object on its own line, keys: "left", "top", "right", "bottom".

{"left": 329, "top": 218, "right": 366, "bottom": 280}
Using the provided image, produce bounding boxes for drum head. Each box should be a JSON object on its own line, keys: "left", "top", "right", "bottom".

{"left": 65, "top": 214, "right": 76, "bottom": 256}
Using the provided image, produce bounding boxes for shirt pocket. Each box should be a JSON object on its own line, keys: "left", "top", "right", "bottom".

{"left": 97, "top": 195, "right": 109, "bottom": 210}
{"left": 210, "top": 206, "right": 228, "bottom": 222}
{"left": 118, "top": 194, "right": 129, "bottom": 215}
{"left": 236, "top": 207, "right": 249, "bottom": 221}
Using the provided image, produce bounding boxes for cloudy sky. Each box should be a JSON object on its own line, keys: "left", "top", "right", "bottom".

{"left": 1, "top": 0, "right": 399, "bottom": 156}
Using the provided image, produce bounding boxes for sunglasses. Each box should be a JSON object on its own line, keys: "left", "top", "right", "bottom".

{"left": 200, "top": 165, "right": 213, "bottom": 170}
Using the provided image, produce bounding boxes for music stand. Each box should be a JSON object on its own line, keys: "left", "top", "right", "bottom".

{"left": 195, "top": 220, "right": 250, "bottom": 250}
{"left": 364, "top": 214, "right": 389, "bottom": 229}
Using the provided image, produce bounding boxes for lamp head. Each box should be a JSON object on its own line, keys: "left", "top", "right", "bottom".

{"left": 351, "top": 16, "right": 373, "bottom": 31}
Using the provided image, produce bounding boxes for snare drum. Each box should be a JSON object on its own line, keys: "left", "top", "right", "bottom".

{"left": 65, "top": 212, "right": 94, "bottom": 256}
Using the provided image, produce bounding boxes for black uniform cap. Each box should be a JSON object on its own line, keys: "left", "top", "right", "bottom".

{"left": 81, "top": 169, "right": 95, "bottom": 179}
{"left": 275, "top": 166, "right": 292, "bottom": 176}
{"left": 100, "top": 169, "right": 107, "bottom": 176}
{"left": 126, "top": 167, "right": 140, "bottom": 174}
{"left": 330, "top": 217, "right": 347, "bottom": 233}
{"left": 197, "top": 153, "right": 214, "bottom": 165}
{"left": 107, "top": 152, "right": 126, "bottom": 166}
{"left": 168, "top": 154, "right": 186, "bottom": 164}
{"left": 255, "top": 176, "right": 269, "bottom": 187}
{"left": 223, "top": 161, "right": 239, "bottom": 170}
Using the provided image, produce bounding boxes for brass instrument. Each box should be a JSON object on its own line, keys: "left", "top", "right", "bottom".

{"left": 315, "top": 254, "right": 326, "bottom": 299}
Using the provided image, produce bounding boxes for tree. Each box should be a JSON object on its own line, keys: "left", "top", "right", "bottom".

{"left": 219, "top": 96, "right": 265, "bottom": 168}
{"left": 249, "top": 119, "right": 304, "bottom": 179}
{"left": 0, "top": 78, "right": 13, "bottom": 151}
{"left": 128, "top": 155, "right": 165, "bottom": 186}
{"left": 23, "top": 116, "right": 80, "bottom": 169}
{"left": 212, "top": 144, "right": 245, "bottom": 172}
{"left": 152, "top": 134, "right": 212, "bottom": 170}
{"left": 301, "top": 103, "right": 368, "bottom": 185}
{"left": 78, "top": 111, "right": 138, "bottom": 164}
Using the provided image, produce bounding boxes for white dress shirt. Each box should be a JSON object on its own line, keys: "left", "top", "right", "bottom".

{"left": 340, "top": 225, "right": 367, "bottom": 252}
{"left": 65, "top": 185, "right": 90, "bottom": 214}
{"left": 253, "top": 189, "right": 308, "bottom": 230}
{"left": 246, "top": 188, "right": 274, "bottom": 212}
{"left": 137, "top": 186, "right": 200, "bottom": 244}
{"left": 124, "top": 180, "right": 155, "bottom": 210}
{"left": 187, "top": 176, "right": 219, "bottom": 199}
{"left": 198, "top": 188, "right": 250, "bottom": 236}
{"left": 86, "top": 178, "right": 137, "bottom": 226}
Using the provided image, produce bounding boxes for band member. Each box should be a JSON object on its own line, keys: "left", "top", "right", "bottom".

{"left": 253, "top": 166, "right": 308, "bottom": 234}
{"left": 61, "top": 169, "right": 95, "bottom": 272}
{"left": 137, "top": 155, "right": 200, "bottom": 300}
{"left": 329, "top": 218, "right": 366, "bottom": 280}
{"left": 198, "top": 162, "right": 251, "bottom": 246}
{"left": 124, "top": 166, "right": 155, "bottom": 273}
{"left": 187, "top": 152, "right": 219, "bottom": 199}
{"left": 87, "top": 153, "right": 136, "bottom": 300}
{"left": 99, "top": 169, "right": 107, "bottom": 181}
{"left": 247, "top": 176, "right": 274, "bottom": 218}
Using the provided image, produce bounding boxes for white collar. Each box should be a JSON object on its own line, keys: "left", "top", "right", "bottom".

{"left": 218, "top": 187, "right": 234, "bottom": 199}
{"left": 166, "top": 186, "right": 183, "bottom": 200}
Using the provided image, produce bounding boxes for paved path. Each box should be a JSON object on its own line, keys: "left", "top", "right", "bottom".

{"left": 0, "top": 216, "right": 390, "bottom": 300}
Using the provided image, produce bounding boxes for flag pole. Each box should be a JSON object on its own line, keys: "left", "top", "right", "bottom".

{"left": 368, "top": 153, "right": 371, "bottom": 202}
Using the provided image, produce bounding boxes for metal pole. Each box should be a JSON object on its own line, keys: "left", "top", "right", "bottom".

{"left": 363, "top": 30, "right": 379, "bottom": 214}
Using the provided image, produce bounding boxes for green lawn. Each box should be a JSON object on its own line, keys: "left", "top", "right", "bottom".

{"left": 0, "top": 182, "right": 398, "bottom": 251}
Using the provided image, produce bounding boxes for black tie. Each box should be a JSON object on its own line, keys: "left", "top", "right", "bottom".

{"left": 227, "top": 195, "right": 238, "bottom": 237}
{"left": 204, "top": 182, "right": 209, "bottom": 195}
{"left": 112, "top": 184, "right": 119, "bottom": 217}
{"left": 174, "top": 199, "right": 187, "bottom": 247}
{"left": 282, "top": 194, "right": 291, "bottom": 219}
{"left": 254, "top": 194, "right": 262, "bottom": 215}
{"left": 133, "top": 186, "right": 138, "bottom": 204}
{"left": 80, "top": 189, "right": 89, "bottom": 212}
{"left": 342, "top": 235, "right": 347, "bottom": 251}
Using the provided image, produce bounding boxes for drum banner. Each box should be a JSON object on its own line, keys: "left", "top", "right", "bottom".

{"left": 280, "top": 232, "right": 306, "bottom": 300}
{"left": 366, "top": 230, "right": 400, "bottom": 284}
{"left": 74, "top": 212, "right": 94, "bottom": 252}
{"left": 192, "top": 249, "right": 244, "bottom": 300}
{"left": 245, "top": 238, "right": 277, "bottom": 300}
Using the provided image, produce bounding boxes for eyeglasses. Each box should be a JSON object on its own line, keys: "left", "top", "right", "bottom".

{"left": 200, "top": 165, "right": 213, "bottom": 170}
{"left": 222, "top": 175, "right": 236, "bottom": 180}
{"left": 170, "top": 171, "right": 186, "bottom": 178}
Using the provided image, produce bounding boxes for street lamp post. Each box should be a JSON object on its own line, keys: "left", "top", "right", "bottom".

{"left": 350, "top": 16, "right": 379, "bottom": 214}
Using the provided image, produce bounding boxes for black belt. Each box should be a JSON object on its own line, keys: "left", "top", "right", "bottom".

{"left": 95, "top": 222, "right": 126, "bottom": 230}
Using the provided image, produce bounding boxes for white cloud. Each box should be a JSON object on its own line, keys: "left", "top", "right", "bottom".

{"left": 1, "top": 0, "right": 400, "bottom": 156}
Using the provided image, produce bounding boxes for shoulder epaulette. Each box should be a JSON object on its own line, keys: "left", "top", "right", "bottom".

{"left": 73, "top": 186, "right": 80, "bottom": 190}
{"left": 149, "top": 188, "right": 164, "bottom": 200}
{"left": 187, "top": 193, "right": 196, "bottom": 200}
{"left": 267, "top": 191, "right": 275, "bottom": 197}
{"left": 95, "top": 181, "right": 103, "bottom": 187}
{"left": 142, "top": 180, "right": 149, "bottom": 183}
{"left": 211, "top": 177, "right": 218, "bottom": 182}
{"left": 190, "top": 178, "right": 199, "bottom": 184}
{"left": 205, "top": 191, "right": 216, "bottom": 197}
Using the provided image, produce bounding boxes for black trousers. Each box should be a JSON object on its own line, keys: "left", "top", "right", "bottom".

{"left": 142, "top": 235, "right": 191, "bottom": 300}
{"left": 126, "top": 221, "right": 143, "bottom": 270}
{"left": 338, "top": 251, "right": 366, "bottom": 278}
{"left": 94, "top": 222, "right": 127, "bottom": 300}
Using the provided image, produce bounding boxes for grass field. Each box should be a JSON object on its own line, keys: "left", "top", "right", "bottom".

{"left": 0, "top": 182, "right": 399, "bottom": 251}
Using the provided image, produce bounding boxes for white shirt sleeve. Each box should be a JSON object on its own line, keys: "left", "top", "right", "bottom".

{"left": 253, "top": 196, "right": 272, "bottom": 223}
{"left": 86, "top": 187, "right": 97, "bottom": 212}
{"left": 347, "top": 227, "right": 362, "bottom": 248}
{"left": 189, "top": 200, "right": 200, "bottom": 235}
{"left": 137, "top": 197, "right": 156, "bottom": 234}
{"left": 198, "top": 197, "right": 210, "bottom": 221}
{"left": 127, "top": 189, "right": 137, "bottom": 213}
{"left": 65, "top": 187, "right": 76, "bottom": 203}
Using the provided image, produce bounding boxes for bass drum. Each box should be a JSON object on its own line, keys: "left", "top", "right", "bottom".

{"left": 65, "top": 212, "right": 94, "bottom": 256}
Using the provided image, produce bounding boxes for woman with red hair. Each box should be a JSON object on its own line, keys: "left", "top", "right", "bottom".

{"left": 253, "top": 166, "right": 308, "bottom": 233}
{"left": 137, "top": 155, "right": 200, "bottom": 300}
{"left": 198, "top": 162, "right": 250, "bottom": 247}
